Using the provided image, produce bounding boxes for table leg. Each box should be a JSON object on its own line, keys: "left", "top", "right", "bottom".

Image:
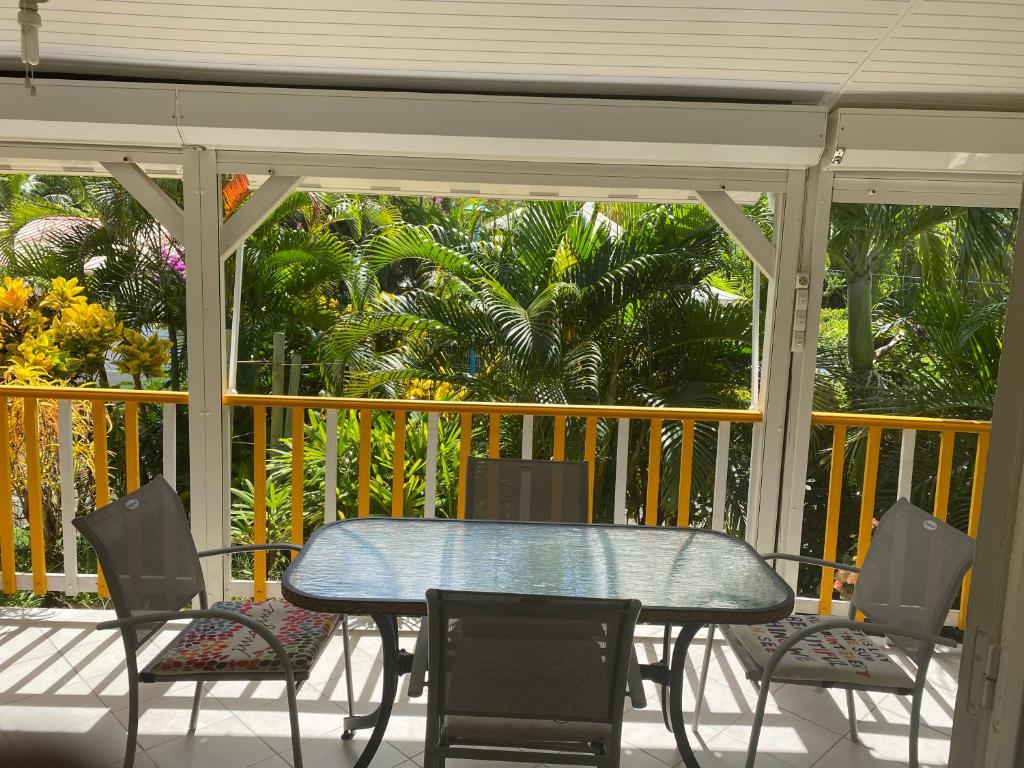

{"left": 342, "top": 614, "right": 400, "bottom": 768}
{"left": 668, "top": 623, "right": 703, "bottom": 768}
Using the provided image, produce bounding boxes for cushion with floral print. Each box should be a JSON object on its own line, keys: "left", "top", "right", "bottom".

{"left": 143, "top": 600, "right": 338, "bottom": 679}
{"left": 722, "top": 614, "right": 915, "bottom": 689}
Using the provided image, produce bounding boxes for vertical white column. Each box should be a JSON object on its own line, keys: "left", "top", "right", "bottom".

{"left": 897, "top": 429, "right": 916, "bottom": 500}
{"left": 613, "top": 418, "right": 629, "bottom": 525}
{"left": 183, "top": 147, "right": 229, "bottom": 600}
{"left": 751, "top": 265, "right": 761, "bottom": 406}
{"left": 57, "top": 400, "right": 78, "bottom": 595}
{"left": 325, "top": 409, "right": 338, "bottom": 522}
{"left": 162, "top": 403, "right": 176, "bottom": 490}
{"left": 712, "top": 421, "right": 731, "bottom": 532}
{"left": 425, "top": 412, "right": 439, "bottom": 517}
{"left": 772, "top": 151, "right": 837, "bottom": 586}
{"left": 521, "top": 415, "right": 534, "bottom": 459}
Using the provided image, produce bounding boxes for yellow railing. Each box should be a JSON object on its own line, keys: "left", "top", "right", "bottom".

{"left": 811, "top": 411, "right": 990, "bottom": 628}
{"left": 223, "top": 393, "right": 761, "bottom": 600}
{"left": 0, "top": 385, "right": 187, "bottom": 597}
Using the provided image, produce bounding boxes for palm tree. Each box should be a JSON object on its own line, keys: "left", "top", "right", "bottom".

{"left": 320, "top": 198, "right": 755, "bottom": 523}
{"left": 826, "top": 204, "right": 954, "bottom": 389}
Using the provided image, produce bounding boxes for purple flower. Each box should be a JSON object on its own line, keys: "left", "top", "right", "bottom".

{"left": 161, "top": 244, "right": 186, "bottom": 276}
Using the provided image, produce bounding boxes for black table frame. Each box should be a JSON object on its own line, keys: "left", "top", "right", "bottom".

{"left": 282, "top": 518, "right": 794, "bottom": 768}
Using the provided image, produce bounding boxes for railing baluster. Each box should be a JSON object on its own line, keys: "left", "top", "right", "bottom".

{"left": 124, "top": 401, "right": 140, "bottom": 491}
{"left": 676, "top": 419, "right": 696, "bottom": 527}
{"left": 934, "top": 430, "right": 956, "bottom": 522}
{"left": 92, "top": 400, "right": 109, "bottom": 597}
{"left": 358, "top": 409, "right": 372, "bottom": 517}
{"left": 897, "top": 428, "right": 916, "bottom": 500}
{"left": 820, "top": 424, "right": 847, "bottom": 616}
{"left": 645, "top": 418, "right": 663, "bottom": 526}
{"left": 392, "top": 410, "right": 406, "bottom": 517}
{"left": 253, "top": 405, "right": 267, "bottom": 601}
{"left": 425, "top": 412, "right": 439, "bottom": 518}
{"left": 162, "top": 403, "right": 176, "bottom": 490}
{"left": 24, "top": 398, "right": 45, "bottom": 595}
{"left": 58, "top": 400, "right": 78, "bottom": 596}
{"left": 961, "top": 430, "right": 990, "bottom": 629}
{"left": 488, "top": 413, "right": 500, "bottom": 458}
{"left": 0, "top": 398, "right": 14, "bottom": 594}
{"left": 855, "top": 426, "right": 882, "bottom": 568}
{"left": 457, "top": 413, "right": 473, "bottom": 519}
{"left": 584, "top": 416, "right": 597, "bottom": 523}
{"left": 553, "top": 415, "right": 566, "bottom": 460}
{"left": 324, "top": 409, "right": 338, "bottom": 523}
{"left": 613, "top": 418, "right": 629, "bottom": 525}
{"left": 290, "top": 407, "right": 304, "bottom": 549}
{"left": 521, "top": 415, "right": 533, "bottom": 459}
{"left": 712, "top": 421, "right": 731, "bottom": 531}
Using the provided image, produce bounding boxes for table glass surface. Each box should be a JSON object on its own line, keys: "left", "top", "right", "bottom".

{"left": 283, "top": 518, "right": 792, "bottom": 622}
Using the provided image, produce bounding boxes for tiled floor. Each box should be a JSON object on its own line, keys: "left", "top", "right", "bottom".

{"left": 0, "top": 609, "right": 960, "bottom": 768}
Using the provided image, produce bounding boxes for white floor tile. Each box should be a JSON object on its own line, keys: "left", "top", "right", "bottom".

{"left": 111, "top": 682, "right": 234, "bottom": 750}
{"left": 811, "top": 736, "right": 908, "bottom": 768}
{"left": 144, "top": 714, "right": 277, "bottom": 768}
{"left": 0, "top": 612, "right": 959, "bottom": 768}
{"left": 5, "top": 708, "right": 140, "bottom": 767}
{"left": 712, "top": 711, "right": 845, "bottom": 768}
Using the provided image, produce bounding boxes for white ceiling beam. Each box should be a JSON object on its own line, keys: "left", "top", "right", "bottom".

{"left": 218, "top": 174, "right": 301, "bottom": 260}
{"left": 101, "top": 161, "right": 185, "bottom": 244}
{"left": 695, "top": 189, "right": 776, "bottom": 279}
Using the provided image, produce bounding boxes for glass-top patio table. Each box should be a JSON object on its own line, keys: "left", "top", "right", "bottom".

{"left": 283, "top": 517, "right": 794, "bottom": 768}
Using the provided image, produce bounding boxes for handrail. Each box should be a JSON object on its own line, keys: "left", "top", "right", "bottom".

{"left": 223, "top": 392, "right": 763, "bottom": 422}
{"left": 0, "top": 385, "right": 188, "bottom": 404}
{"left": 811, "top": 410, "right": 990, "bottom": 433}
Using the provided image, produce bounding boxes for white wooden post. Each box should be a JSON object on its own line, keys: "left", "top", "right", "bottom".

{"left": 183, "top": 146, "right": 230, "bottom": 600}
{"left": 745, "top": 168, "right": 808, "bottom": 554}
{"left": 772, "top": 152, "right": 836, "bottom": 585}
{"left": 950, "top": 179, "right": 1024, "bottom": 768}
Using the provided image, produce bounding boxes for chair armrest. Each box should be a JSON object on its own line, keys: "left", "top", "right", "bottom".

{"left": 757, "top": 617, "right": 955, "bottom": 689}
{"left": 761, "top": 553, "right": 860, "bottom": 574}
{"left": 197, "top": 543, "right": 302, "bottom": 559}
{"left": 96, "top": 609, "right": 297, "bottom": 683}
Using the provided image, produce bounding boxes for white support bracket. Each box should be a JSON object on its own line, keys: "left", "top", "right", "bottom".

{"left": 696, "top": 189, "right": 776, "bottom": 279}
{"left": 101, "top": 161, "right": 186, "bottom": 245}
{"left": 218, "top": 174, "right": 300, "bottom": 260}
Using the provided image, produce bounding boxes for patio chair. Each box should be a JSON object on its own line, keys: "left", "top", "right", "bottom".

{"left": 423, "top": 589, "right": 641, "bottom": 768}
{"left": 72, "top": 477, "right": 340, "bottom": 768}
{"left": 464, "top": 456, "right": 589, "bottom": 521}
{"left": 692, "top": 498, "right": 974, "bottom": 768}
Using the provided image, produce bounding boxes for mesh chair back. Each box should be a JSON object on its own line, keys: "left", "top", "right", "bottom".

{"left": 426, "top": 589, "right": 640, "bottom": 725}
{"left": 72, "top": 477, "right": 205, "bottom": 645}
{"left": 852, "top": 498, "right": 975, "bottom": 643}
{"left": 465, "top": 457, "right": 589, "bottom": 523}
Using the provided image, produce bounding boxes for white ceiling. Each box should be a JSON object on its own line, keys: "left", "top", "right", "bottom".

{"left": 0, "top": 0, "right": 1022, "bottom": 109}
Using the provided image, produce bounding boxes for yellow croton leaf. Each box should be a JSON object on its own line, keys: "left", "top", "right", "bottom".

{"left": 0, "top": 276, "right": 32, "bottom": 317}
{"left": 13, "top": 331, "right": 59, "bottom": 373}
{"left": 39, "top": 276, "right": 88, "bottom": 312}
{"left": 114, "top": 329, "right": 171, "bottom": 377}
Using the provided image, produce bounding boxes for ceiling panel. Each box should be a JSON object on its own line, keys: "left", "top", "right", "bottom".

{"left": 0, "top": 0, "right": 1022, "bottom": 109}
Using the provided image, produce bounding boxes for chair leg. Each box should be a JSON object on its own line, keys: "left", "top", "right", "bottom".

{"left": 124, "top": 675, "right": 139, "bottom": 768}
{"left": 285, "top": 676, "right": 303, "bottom": 768}
{"left": 908, "top": 684, "right": 926, "bottom": 768}
{"left": 744, "top": 678, "right": 772, "bottom": 768}
{"left": 660, "top": 623, "right": 673, "bottom": 731}
{"left": 692, "top": 624, "right": 716, "bottom": 733}
{"left": 188, "top": 682, "right": 204, "bottom": 735}
{"left": 845, "top": 688, "right": 859, "bottom": 743}
{"left": 342, "top": 615, "right": 355, "bottom": 716}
